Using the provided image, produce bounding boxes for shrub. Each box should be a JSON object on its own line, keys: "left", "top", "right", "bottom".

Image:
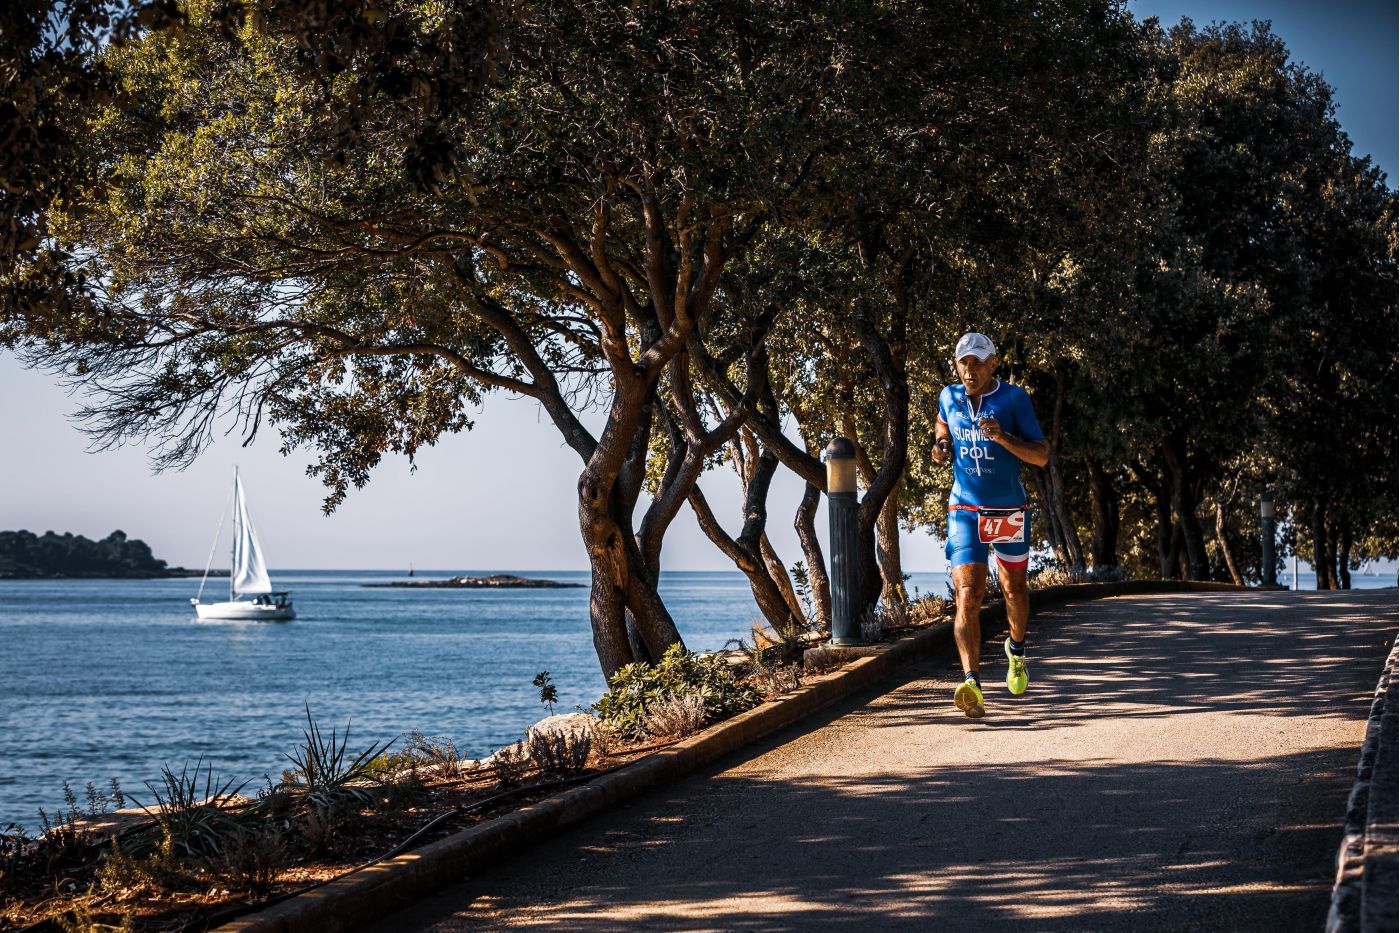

{"left": 753, "top": 620, "right": 807, "bottom": 664}
{"left": 790, "top": 561, "right": 815, "bottom": 625}
{"left": 593, "top": 643, "right": 761, "bottom": 740}
{"left": 202, "top": 826, "right": 285, "bottom": 894}
{"left": 909, "top": 594, "right": 953, "bottom": 623}
{"left": 533, "top": 671, "right": 559, "bottom": 714}
{"left": 640, "top": 693, "right": 707, "bottom": 739}
{"left": 880, "top": 599, "right": 911, "bottom": 631}
{"left": 363, "top": 729, "right": 461, "bottom": 784}
{"left": 1029, "top": 560, "right": 1126, "bottom": 588}
{"left": 489, "top": 742, "right": 531, "bottom": 788}
{"left": 35, "top": 778, "right": 125, "bottom": 881}
{"left": 129, "top": 761, "right": 250, "bottom": 861}
{"left": 37, "top": 807, "right": 95, "bottom": 881}
{"left": 748, "top": 662, "right": 802, "bottom": 699}
{"left": 298, "top": 802, "right": 341, "bottom": 857}
{"left": 590, "top": 719, "right": 617, "bottom": 759}
{"left": 526, "top": 728, "right": 591, "bottom": 777}
{"left": 0, "top": 822, "right": 32, "bottom": 895}
{"left": 95, "top": 840, "right": 168, "bottom": 900}
{"left": 278, "top": 706, "right": 393, "bottom": 811}
{"left": 860, "top": 609, "right": 884, "bottom": 644}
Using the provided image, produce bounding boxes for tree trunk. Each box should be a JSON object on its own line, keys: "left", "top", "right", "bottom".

{"left": 576, "top": 380, "right": 686, "bottom": 678}
{"left": 688, "top": 479, "right": 800, "bottom": 633}
{"left": 759, "top": 533, "right": 804, "bottom": 621}
{"left": 1162, "top": 433, "right": 1210, "bottom": 580}
{"left": 843, "top": 407, "right": 907, "bottom": 609}
{"left": 1215, "top": 501, "right": 1244, "bottom": 586}
{"left": 1158, "top": 491, "right": 1178, "bottom": 579}
{"left": 1131, "top": 458, "right": 1176, "bottom": 580}
{"left": 1173, "top": 521, "right": 1187, "bottom": 580}
{"left": 795, "top": 481, "right": 832, "bottom": 628}
{"left": 616, "top": 394, "right": 672, "bottom": 665}
{"left": 1324, "top": 514, "right": 1342, "bottom": 590}
{"left": 1086, "top": 458, "right": 1120, "bottom": 570}
{"left": 849, "top": 308, "right": 909, "bottom": 615}
{"left": 1045, "top": 366, "right": 1085, "bottom": 570}
{"left": 875, "top": 489, "right": 906, "bottom": 605}
{"left": 1034, "top": 467, "right": 1071, "bottom": 567}
{"left": 1338, "top": 517, "right": 1353, "bottom": 589}
{"left": 579, "top": 467, "right": 641, "bottom": 678}
{"left": 1310, "top": 502, "right": 1332, "bottom": 589}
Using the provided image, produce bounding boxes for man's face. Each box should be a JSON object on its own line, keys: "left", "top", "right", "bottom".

{"left": 956, "top": 353, "right": 998, "bottom": 395}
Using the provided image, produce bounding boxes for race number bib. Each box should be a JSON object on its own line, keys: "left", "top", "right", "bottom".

{"left": 977, "top": 509, "right": 1026, "bottom": 545}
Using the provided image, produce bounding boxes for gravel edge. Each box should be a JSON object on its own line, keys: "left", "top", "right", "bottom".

{"left": 215, "top": 579, "right": 1252, "bottom": 933}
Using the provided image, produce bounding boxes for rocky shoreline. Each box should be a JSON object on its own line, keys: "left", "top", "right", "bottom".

{"left": 365, "top": 574, "right": 582, "bottom": 589}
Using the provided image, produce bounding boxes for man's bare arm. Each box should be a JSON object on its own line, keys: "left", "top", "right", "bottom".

{"left": 932, "top": 419, "right": 952, "bottom": 463}
{"left": 978, "top": 417, "right": 1049, "bottom": 467}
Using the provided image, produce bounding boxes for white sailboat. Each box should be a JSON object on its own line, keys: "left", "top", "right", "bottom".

{"left": 191, "top": 469, "right": 295, "bottom": 621}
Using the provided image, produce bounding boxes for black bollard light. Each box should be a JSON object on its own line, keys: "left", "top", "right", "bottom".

{"left": 824, "top": 437, "right": 863, "bottom": 646}
{"left": 1260, "top": 491, "right": 1277, "bottom": 587}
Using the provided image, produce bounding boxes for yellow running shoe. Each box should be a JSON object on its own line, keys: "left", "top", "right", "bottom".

{"left": 953, "top": 676, "right": 985, "bottom": 718}
{"left": 1004, "top": 637, "right": 1028, "bottom": 695}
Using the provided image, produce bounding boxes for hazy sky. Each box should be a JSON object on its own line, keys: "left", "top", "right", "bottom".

{"left": 1, "top": 1, "right": 1394, "bottom": 572}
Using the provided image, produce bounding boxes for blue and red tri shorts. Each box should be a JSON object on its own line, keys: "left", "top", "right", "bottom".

{"left": 946, "top": 504, "right": 1031, "bottom": 569}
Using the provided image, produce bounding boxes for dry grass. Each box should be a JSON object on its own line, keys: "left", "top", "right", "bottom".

{"left": 749, "top": 663, "right": 802, "bottom": 698}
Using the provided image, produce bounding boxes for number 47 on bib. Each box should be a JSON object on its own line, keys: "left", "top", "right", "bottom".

{"left": 977, "top": 509, "right": 1026, "bottom": 545}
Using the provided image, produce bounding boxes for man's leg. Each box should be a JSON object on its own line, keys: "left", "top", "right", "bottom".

{"left": 947, "top": 511, "right": 989, "bottom": 717}
{"left": 953, "top": 561, "right": 988, "bottom": 675}
{"left": 998, "top": 556, "right": 1030, "bottom": 641}
{"left": 996, "top": 553, "right": 1031, "bottom": 695}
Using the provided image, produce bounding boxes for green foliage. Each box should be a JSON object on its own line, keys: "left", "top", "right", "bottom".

{"left": 789, "top": 562, "right": 814, "bottom": 622}
{"left": 0, "top": 821, "right": 32, "bottom": 895}
{"left": 277, "top": 706, "right": 394, "bottom": 811}
{"left": 593, "top": 643, "right": 761, "bottom": 740}
{"left": 128, "top": 761, "right": 251, "bottom": 861}
{"left": 532, "top": 671, "right": 558, "bottom": 715}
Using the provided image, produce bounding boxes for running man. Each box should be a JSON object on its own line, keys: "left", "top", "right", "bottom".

{"left": 931, "top": 332, "right": 1049, "bottom": 718}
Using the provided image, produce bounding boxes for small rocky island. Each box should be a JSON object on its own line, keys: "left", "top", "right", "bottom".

{"left": 366, "top": 574, "right": 581, "bottom": 589}
{"left": 0, "top": 529, "right": 220, "bottom": 579}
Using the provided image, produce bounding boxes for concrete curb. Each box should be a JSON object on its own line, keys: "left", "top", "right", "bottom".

{"left": 1326, "top": 642, "right": 1399, "bottom": 933}
{"left": 216, "top": 579, "right": 1254, "bottom": 933}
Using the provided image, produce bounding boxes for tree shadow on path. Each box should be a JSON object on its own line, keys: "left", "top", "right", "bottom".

{"left": 369, "top": 589, "right": 1395, "bottom": 933}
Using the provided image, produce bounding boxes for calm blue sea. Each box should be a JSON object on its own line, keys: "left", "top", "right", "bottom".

{"left": 1, "top": 569, "right": 967, "bottom": 829}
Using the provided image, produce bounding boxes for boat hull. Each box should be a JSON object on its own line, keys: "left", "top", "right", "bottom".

{"left": 193, "top": 600, "right": 295, "bottom": 621}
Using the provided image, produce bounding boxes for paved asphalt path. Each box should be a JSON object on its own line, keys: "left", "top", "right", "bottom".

{"left": 367, "top": 589, "right": 1395, "bottom": 932}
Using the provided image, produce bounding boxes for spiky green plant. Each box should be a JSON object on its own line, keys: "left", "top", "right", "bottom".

{"left": 128, "top": 761, "right": 250, "bottom": 860}
{"left": 278, "top": 706, "right": 394, "bottom": 810}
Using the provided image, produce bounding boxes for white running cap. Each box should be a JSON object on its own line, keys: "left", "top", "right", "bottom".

{"left": 955, "top": 332, "right": 997, "bottom": 361}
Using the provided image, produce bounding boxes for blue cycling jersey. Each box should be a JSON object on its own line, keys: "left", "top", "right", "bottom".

{"left": 937, "top": 380, "right": 1045, "bottom": 508}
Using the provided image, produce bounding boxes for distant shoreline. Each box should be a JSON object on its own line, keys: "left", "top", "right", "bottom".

{"left": 365, "top": 574, "right": 583, "bottom": 589}
{"left": 0, "top": 529, "right": 230, "bottom": 580}
{"left": 0, "top": 568, "right": 229, "bottom": 580}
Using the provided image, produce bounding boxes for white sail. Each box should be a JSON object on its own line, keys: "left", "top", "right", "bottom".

{"left": 231, "top": 475, "right": 273, "bottom": 595}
